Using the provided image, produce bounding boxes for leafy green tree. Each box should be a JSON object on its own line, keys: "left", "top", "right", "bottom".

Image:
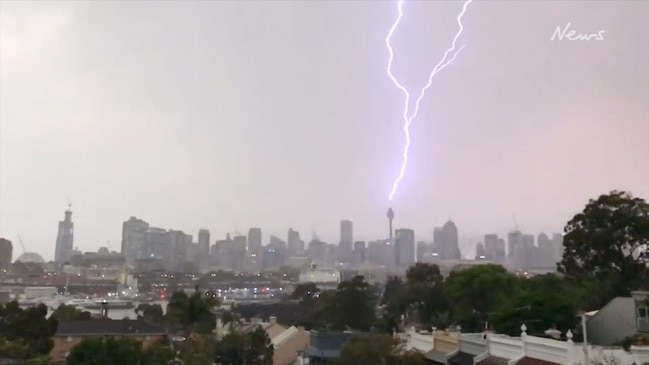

{"left": 558, "top": 190, "right": 649, "bottom": 305}
{"left": 0, "top": 336, "right": 28, "bottom": 359}
{"left": 381, "top": 276, "right": 405, "bottom": 306}
{"left": 141, "top": 338, "right": 177, "bottom": 365}
{"left": 66, "top": 337, "right": 144, "bottom": 365}
{"left": 321, "top": 276, "right": 377, "bottom": 331}
{"left": 445, "top": 264, "right": 519, "bottom": 331}
{"left": 291, "top": 282, "right": 320, "bottom": 302}
{"left": 0, "top": 302, "right": 54, "bottom": 356}
{"left": 135, "top": 303, "right": 165, "bottom": 325}
{"left": 214, "top": 327, "right": 273, "bottom": 365}
{"left": 336, "top": 334, "right": 426, "bottom": 365}
{"left": 49, "top": 304, "right": 92, "bottom": 321}
{"left": 490, "top": 275, "right": 578, "bottom": 336}
{"left": 214, "top": 332, "right": 245, "bottom": 365}
{"left": 180, "top": 334, "right": 216, "bottom": 365}
{"left": 165, "top": 287, "right": 218, "bottom": 335}
{"left": 243, "top": 326, "right": 273, "bottom": 365}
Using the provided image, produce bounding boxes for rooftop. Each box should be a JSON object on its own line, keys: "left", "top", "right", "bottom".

{"left": 55, "top": 320, "right": 165, "bottom": 336}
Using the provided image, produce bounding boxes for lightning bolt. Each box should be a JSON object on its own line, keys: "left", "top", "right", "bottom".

{"left": 386, "top": 0, "right": 474, "bottom": 201}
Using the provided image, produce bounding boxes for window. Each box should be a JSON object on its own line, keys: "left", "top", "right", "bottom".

{"left": 639, "top": 307, "right": 648, "bottom": 319}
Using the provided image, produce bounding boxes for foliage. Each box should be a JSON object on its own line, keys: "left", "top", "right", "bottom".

{"left": 336, "top": 334, "right": 426, "bottom": 365}
{"left": 49, "top": 304, "right": 92, "bottom": 321}
{"left": 558, "top": 190, "right": 649, "bottom": 305}
{"left": 165, "top": 287, "right": 219, "bottom": 335}
{"left": 213, "top": 327, "right": 273, "bottom": 365}
{"left": 320, "top": 275, "right": 377, "bottom": 331}
{"left": 135, "top": 303, "right": 165, "bottom": 325}
{"left": 214, "top": 332, "right": 245, "bottom": 365}
{"left": 490, "top": 274, "right": 578, "bottom": 336}
{"left": 0, "top": 301, "right": 54, "bottom": 358}
{"left": 180, "top": 334, "right": 216, "bottom": 365}
{"left": 445, "top": 264, "right": 519, "bottom": 331}
{"left": 381, "top": 276, "right": 405, "bottom": 306}
{"left": 67, "top": 337, "right": 145, "bottom": 365}
{"left": 242, "top": 326, "right": 273, "bottom": 365}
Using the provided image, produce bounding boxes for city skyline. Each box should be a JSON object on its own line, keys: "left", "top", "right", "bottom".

{"left": 1, "top": 1, "right": 648, "bottom": 259}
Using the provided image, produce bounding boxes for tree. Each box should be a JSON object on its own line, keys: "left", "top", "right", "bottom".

{"left": 214, "top": 332, "right": 245, "bottom": 365}
{"left": 66, "top": 337, "right": 144, "bottom": 365}
{"left": 291, "top": 282, "right": 320, "bottom": 302}
{"left": 320, "top": 276, "right": 377, "bottom": 331}
{"left": 445, "top": 264, "right": 519, "bottom": 331}
{"left": 243, "top": 326, "right": 273, "bottom": 365}
{"left": 0, "top": 302, "right": 54, "bottom": 357}
{"left": 141, "top": 339, "right": 177, "bottom": 365}
{"left": 336, "top": 334, "right": 426, "bottom": 365}
{"left": 50, "top": 304, "right": 92, "bottom": 321}
{"left": 135, "top": 303, "right": 165, "bottom": 325}
{"left": 213, "top": 328, "right": 273, "bottom": 365}
{"left": 180, "top": 334, "right": 216, "bottom": 365}
{"left": 381, "top": 276, "right": 405, "bottom": 306}
{"left": 490, "top": 275, "right": 578, "bottom": 336}
{"left": 558, "top": 190, "right": 649, "bottom": 304}
{"left": 165, "top": 287, "right": 218, "bottom": 335}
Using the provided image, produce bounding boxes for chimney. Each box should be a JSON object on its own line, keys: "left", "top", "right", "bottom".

{"left": 269, "top": 316, "right": 277, "bottom": 324}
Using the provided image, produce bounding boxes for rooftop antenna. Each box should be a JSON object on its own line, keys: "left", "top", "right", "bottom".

{"left": 66, "top": 196, "right": 72, "bottom": 211}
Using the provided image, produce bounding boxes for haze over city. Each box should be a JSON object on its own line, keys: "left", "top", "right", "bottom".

{"left": 1, "top": 1, "right": 648, "bottom": 261}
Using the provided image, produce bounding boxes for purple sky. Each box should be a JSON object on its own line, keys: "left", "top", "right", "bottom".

{"left": 1, "top": 0, "right": 648, "bottom": 260}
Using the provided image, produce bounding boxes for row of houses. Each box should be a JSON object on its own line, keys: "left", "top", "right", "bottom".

{"left": 294, "top": 326, "right": 649, "bottom": 365}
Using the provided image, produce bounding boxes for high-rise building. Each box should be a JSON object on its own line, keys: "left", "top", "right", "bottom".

{"left": 433, "top": 221, "right": 461, "bottom": 260}
{"left": 198, "top": 229, "right": 211, "bottom": 270}
{"left": 248, "top": 228, "right": 262, "bottom": 255}
{"left": 395, "top": 228, "right": 416, "bottom": 266}
{"left": 122, "top": 217, "right": 150, "bottom": 262}
{"left": 198, "top": 229, "right": 210, "bottom": 255}
{"left": 0, "top": 238, "right": 13, "bottom": 266}
{"left": 353, "top": 241, "right": 366, "bottom": 264}
{"left": 287, "top": 228, "right": 304, "bottom": 257}
{"left": 339, "top": 220, "right": 354, "bottom": 262}
{"left": 54, "top": 206, "right": 75, "bottom": 264}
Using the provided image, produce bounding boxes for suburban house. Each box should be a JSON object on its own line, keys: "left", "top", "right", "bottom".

{"left": 395, "top": 322, "right": 649, "bottom": 365}
{"left": 299, "top": 330, "right": 356, "bottom": 364}
{"left": 586, "top": 290, "right": 649, "bottom": 346}
{"left": 424, "top": 329, "right": 460, "bottom": 364}
{"left": 271, "top": 326, "right": 310, "bottom": 365}
{"left": 50, "top": 319, "right": 166, "bottom": 362}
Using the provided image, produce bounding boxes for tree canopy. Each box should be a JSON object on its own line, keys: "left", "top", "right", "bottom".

{"left": 336, "top": 334, "right": 426, "bottom": 365}
{"left": 558, "top": 190, "right": 649, "bottom": 304}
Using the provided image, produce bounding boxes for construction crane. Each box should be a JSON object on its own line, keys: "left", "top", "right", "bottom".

{"left": 16, "top": 234, "right": 27, "bottom": 254}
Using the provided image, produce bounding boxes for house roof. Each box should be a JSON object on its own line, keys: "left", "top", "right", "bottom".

{"left": 55, "top": 320, "right": 165, "bottom": 336}
{"left": 425, "top": 350, "right": 449, "bottom": 364}
{"left": 448, "top": 351, "right": 475, "bottom": 365}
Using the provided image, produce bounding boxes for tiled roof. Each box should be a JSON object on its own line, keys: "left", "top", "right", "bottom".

{"left": 55, "top": 320, "right": 165, "bottom": 336}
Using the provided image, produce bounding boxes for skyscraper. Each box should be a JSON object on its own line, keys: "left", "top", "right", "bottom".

{"left": 198, "top": 229, "right": 211, "bottom": 269}
{"left": 248, "top": 228, "right": 262, "bottom": 255}
{"left": 0, "top": 238, "right": 12, "bottom": 266}
{"left": 395, "top": 228, "right": 415, "bottom": 266}
{"left": 54, "top": 206, "right": 74, "bottom": 264}
{"left": 339, "top": 219, "right": 354, "bottom": 262}
{"left": 121, "top": 217, "right": 150, "bottom": 262}
{"left": 287, "top": 228, "right": 304, "bottom": 257}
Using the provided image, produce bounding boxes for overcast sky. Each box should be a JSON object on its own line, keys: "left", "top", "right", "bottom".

{"left": 1, "top": 0, "right": 648, "bottom": 260}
